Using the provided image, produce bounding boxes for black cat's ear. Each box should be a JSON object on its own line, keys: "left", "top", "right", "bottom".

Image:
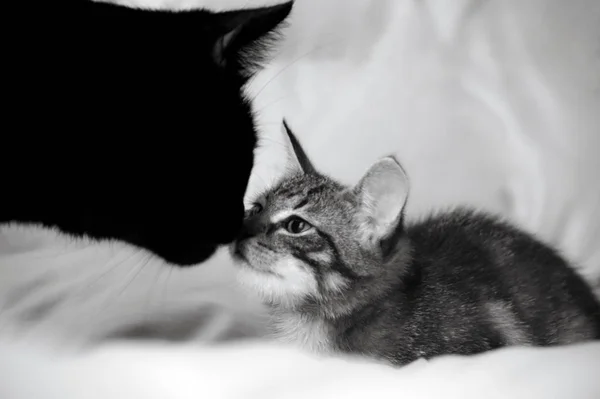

{"left": 212, "top": 1, "right": 293, "bottom": 71}
{"left": 354, "top": 156, "right": 409, "bottom": 255}
{"left": 282, "top": 119, "right": 316, "bottom": 175}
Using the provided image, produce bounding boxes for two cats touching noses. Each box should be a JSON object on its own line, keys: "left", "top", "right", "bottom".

{"left": 1, "top": 0, "right": 599, "bottom": 368}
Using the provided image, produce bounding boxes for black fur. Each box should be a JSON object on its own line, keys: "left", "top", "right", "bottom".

{"left": 1, "top": 0, "right": 294, "bottom": 266}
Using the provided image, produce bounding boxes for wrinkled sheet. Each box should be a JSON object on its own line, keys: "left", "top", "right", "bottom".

{"left": 1, "top": 0, "right": 600, "bottom": 397}
{"left": 1, "top": 339, "right": 600, "bottom": 399}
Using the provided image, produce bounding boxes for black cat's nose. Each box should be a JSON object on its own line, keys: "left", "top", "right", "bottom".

{"left": 237, "top": 225, "right": 253, "bottom": 242}
{"left": 237, "top": 218, "right": 265, "bottom": 241}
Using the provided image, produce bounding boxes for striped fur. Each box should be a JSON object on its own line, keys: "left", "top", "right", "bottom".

{"left": 231, "top": 122, "right": 600, "bottom": 366}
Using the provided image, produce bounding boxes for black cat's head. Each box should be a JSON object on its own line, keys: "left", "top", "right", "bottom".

{"left": 2, "top": 1, "right": 294, "bottom": 266}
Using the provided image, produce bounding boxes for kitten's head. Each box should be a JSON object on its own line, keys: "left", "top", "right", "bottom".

{"left": 4, "top": 1, "right": 294, "bottom": 266}
{"left": 232, "top": 122, "right": 411, "bottom": 315}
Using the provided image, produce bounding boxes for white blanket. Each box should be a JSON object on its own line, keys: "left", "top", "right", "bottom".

{"left": 1, "top": 0, "right": 599, "bottom": 397}
{"left": 0, "top": 339, "right": 599, "bottom": 399}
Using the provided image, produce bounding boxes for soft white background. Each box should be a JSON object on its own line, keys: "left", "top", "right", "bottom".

{"left": 245, "top": 0, "right": 600, "bottom": 285}
{"left": 1, "top": 0, "right": 599, "bottom": 397}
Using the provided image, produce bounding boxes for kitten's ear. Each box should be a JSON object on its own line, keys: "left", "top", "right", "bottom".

{"left": 282, "top": 119, "right": 316, "bottom": 175}
{"left": 212, "top": 2, "right": 294, "bottom": 70}
{"left": 354, "top": 156, "right": 409, "bottom": 254}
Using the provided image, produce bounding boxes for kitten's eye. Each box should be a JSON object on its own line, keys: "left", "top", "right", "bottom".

{"left": 285, "top": 217, "right": 312, "bottom": 234}
{"left": 246, "top": 203, "right": 263, "bottom": 218}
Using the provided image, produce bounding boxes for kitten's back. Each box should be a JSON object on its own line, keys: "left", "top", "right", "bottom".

{"left": 407, "top": 208, "right": 600, "bottom": 344}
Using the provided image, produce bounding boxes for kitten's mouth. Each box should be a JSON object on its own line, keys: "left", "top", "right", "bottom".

{"left": 230, "top": 243, "right": 280, "bottom": 277}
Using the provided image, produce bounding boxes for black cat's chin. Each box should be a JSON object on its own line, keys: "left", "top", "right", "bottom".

{"left": 154, "top": 242, "right": 220, "bottom": 267}
{"left": 230, "top": 241, "right": 247, "bottom": 263}
{"left": 142, "top": 231, "right": 243, "bottom": 267}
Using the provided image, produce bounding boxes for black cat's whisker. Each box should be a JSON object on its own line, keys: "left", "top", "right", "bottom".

{"left": 29, "top": 241, "right": 94, "bottom": 260}
{"left": 97, "top": 253, "right": 153, "bottom": 314}
{"left": 160, "top": 264, "right": 176, "bottom": 307}
{"left": 256, "top": 134, "right": 289, "bottom": 146}
{"left": 249, "top": 37, "right": 345, "bottom": 103}
{"left": 252, "top": 95, "right": 290, "bottom": 116}
{"left": 143, "top": 260, "right": 166, "bottom": 320}
{"left": 250, "top": 173, "right": 270, "bottom": 192}
{"left": 256, "top": 134, "right": 291, "bottom": 155}
{"left": 119, "top": 254, "right": 154, "bottom": 298}
{"left": 82, "top": 248, "right": 143, "bottom": 290}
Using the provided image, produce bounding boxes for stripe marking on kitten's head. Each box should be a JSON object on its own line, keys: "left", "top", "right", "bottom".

{"left": 232, "top": 120, "right": 411, "bottom": 316}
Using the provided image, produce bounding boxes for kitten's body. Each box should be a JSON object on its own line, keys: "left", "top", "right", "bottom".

{"left": 233, "top": 124, "right": 600, "bottom": 366}
{"left": 272, "top": 208, "right": 600, "bottom": 364}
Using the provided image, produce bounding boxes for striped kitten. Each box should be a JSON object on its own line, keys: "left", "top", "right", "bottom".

{"left": 231, "top": 121, "right": 600, "bottom": 366}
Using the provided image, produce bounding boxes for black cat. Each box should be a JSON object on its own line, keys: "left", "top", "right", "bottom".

{"left": 1, "top": 0, "right": 294, "bottom": 266}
